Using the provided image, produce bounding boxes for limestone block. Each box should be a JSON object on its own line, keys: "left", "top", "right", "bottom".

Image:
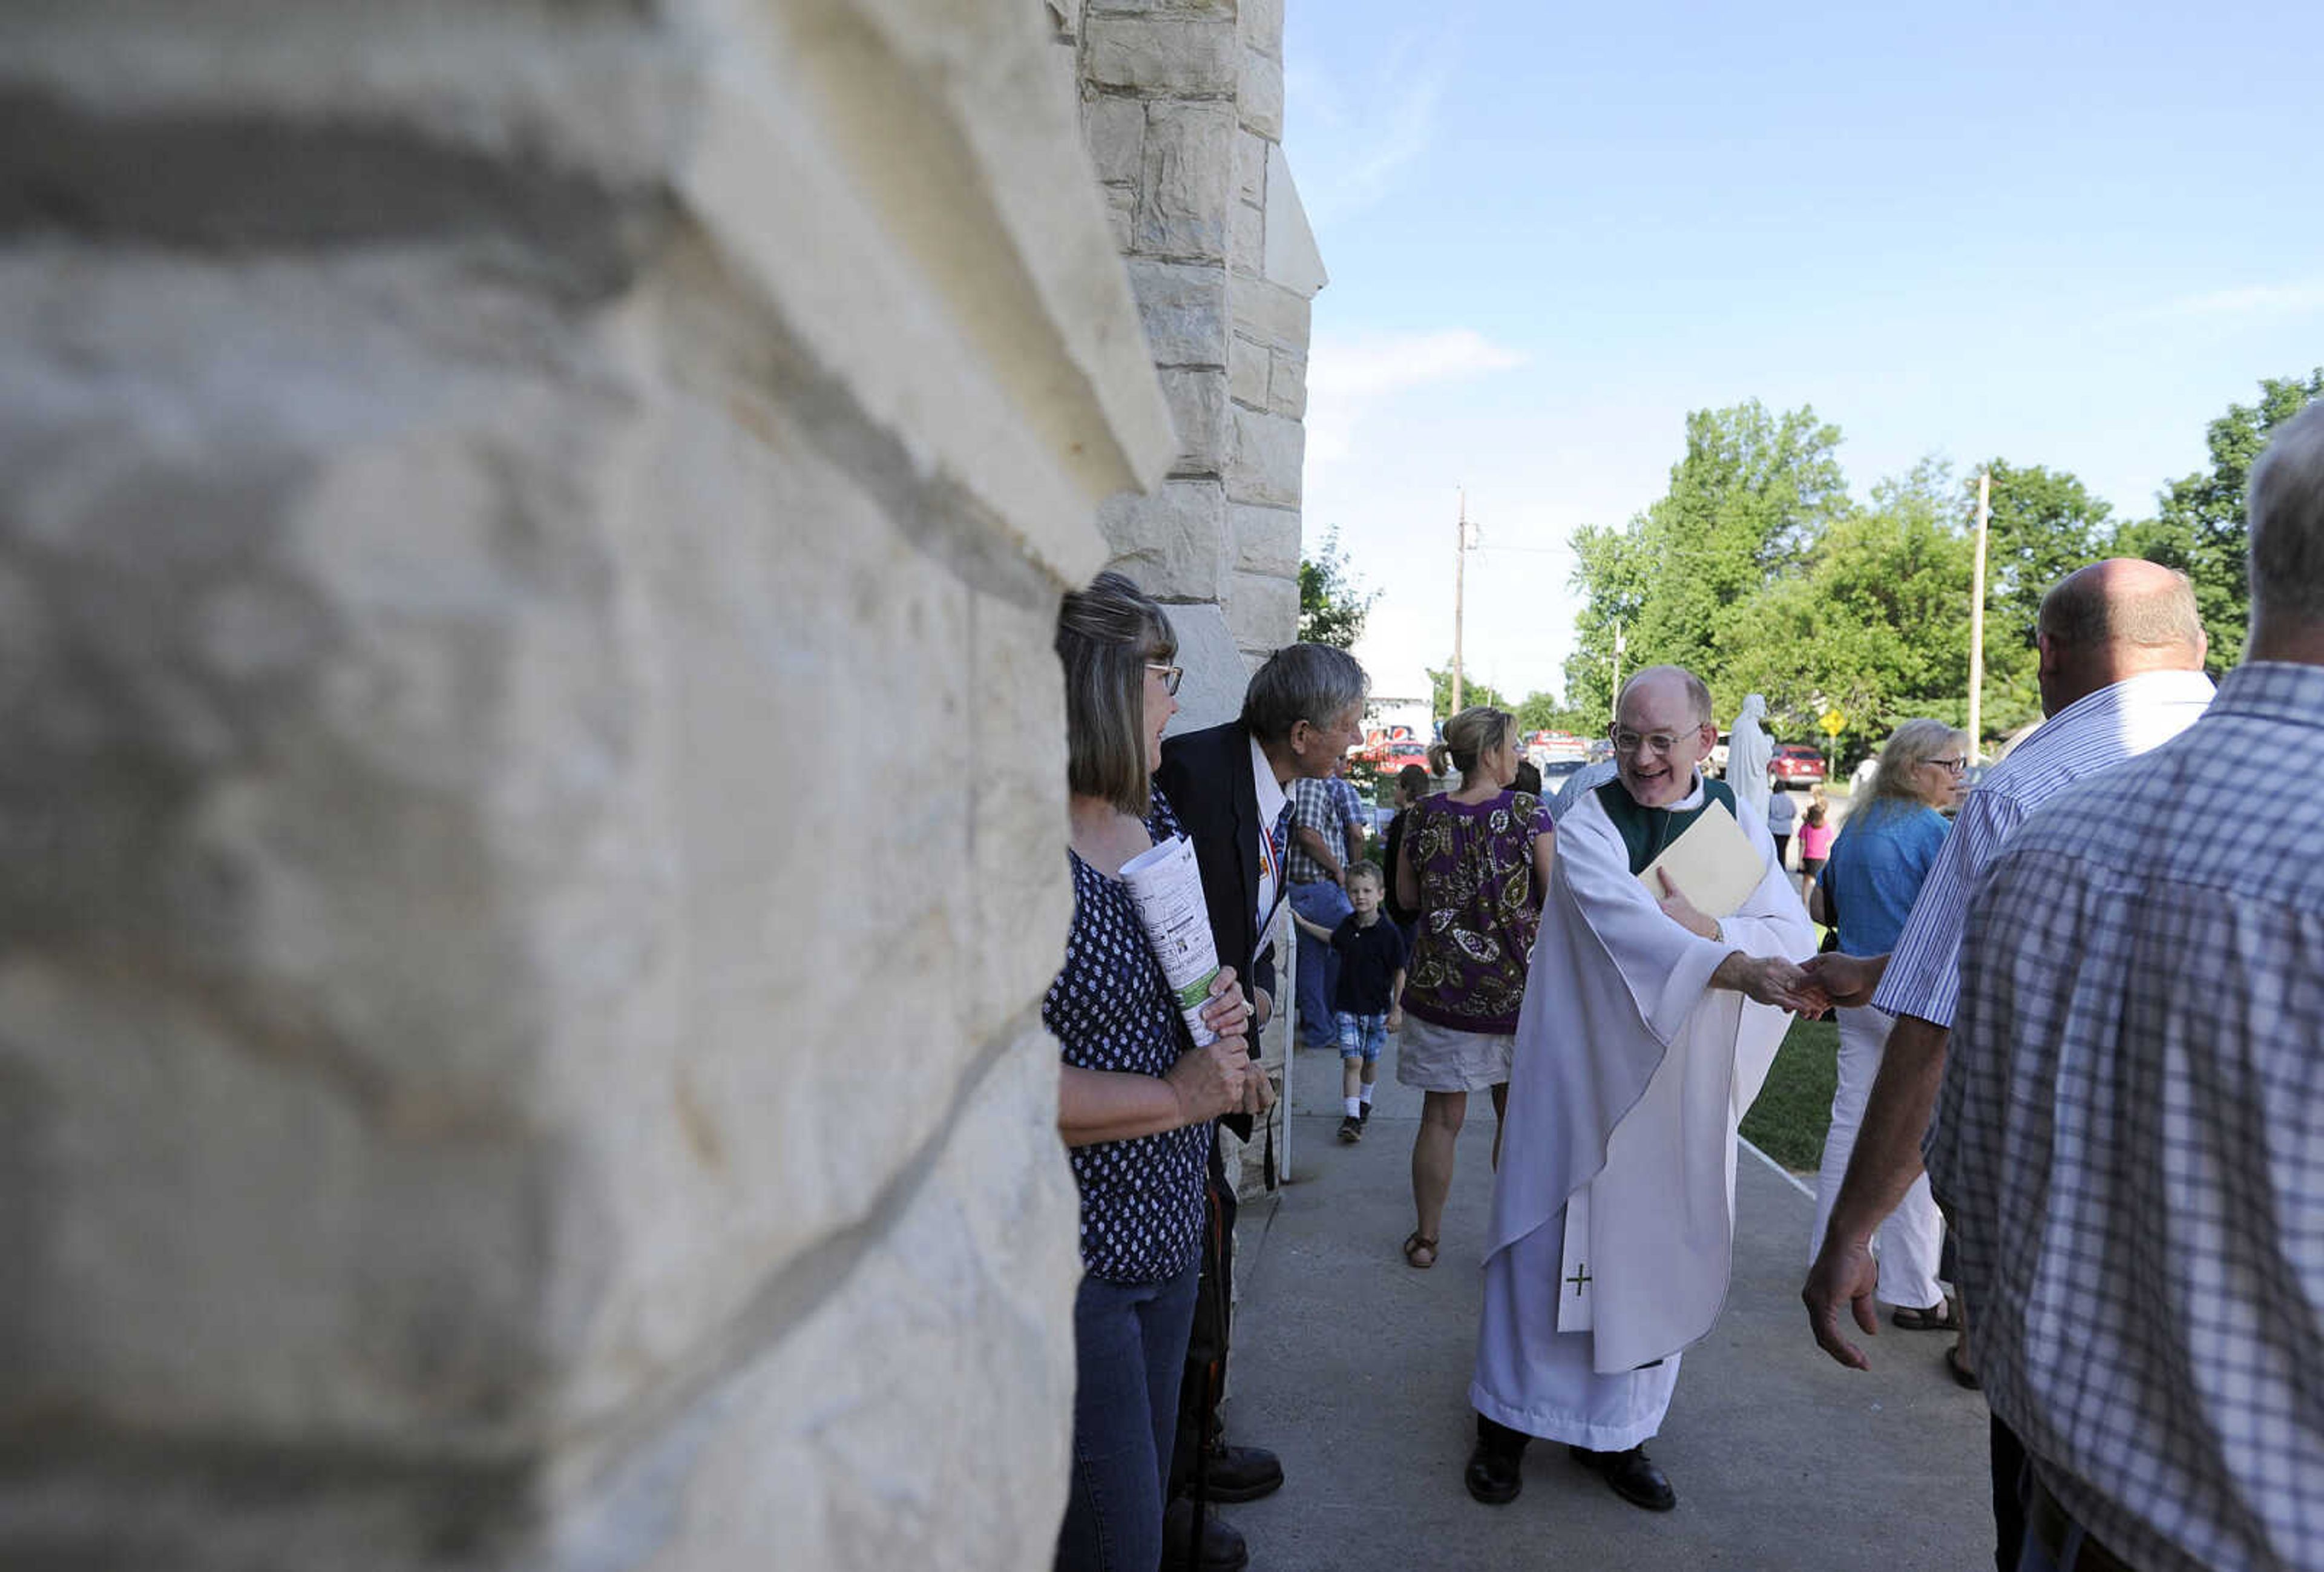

{"left": 1158, "top": 366, "right": 1229, "bottom": 476}
{"left": 1227, "top": 569, "right": 1301, "bottom": 653}
{"left": 629, "top": 1028, "right": 1083, "bottom": 1572}
{"left": 1135, "top": 101, "right": 1236, "bottom": 262}
{"left": 1229, "top": 274, "right": 1312, "bottom": 354}
{"left": 1268, "top": 344, "right": 1308, "bottom": 419}
{"left": 1235, "top": 128, "right": 1269, "bottom": 207}
{"left": 1230, "top": 198, "right": 1264, "bottom": 279}
{"left": 1126, "top": 257, "right": 1229, "bottom": 368}
{"left": 1229, "top": 405, "right": 1308, "bottom": 510}
{"left": 1240, "top": 0, "right": 1286, "bottom": 59}
{"left": 1232, "top": 502, "right": 1301, "bottom": 577}
{"left": 1082, "top": 94, "right": 1146, "bottom": 185}
{"left": 1048, "top": 0, "right": 1080, "bottom": 43}
{"left": 1082, "top": 16, "right": 1238, "bottom": 97}
{"left": 1227, "top": 331, "right": 1270, "bottom": 409}
{"left": 1089, "top": 0, "right": 1235, "bottom": 13}
{"left": 1158, "top": 601, "right": 1250, "bottom": 735}
{"left": 1098, "top": 479, "right": 1229, "bottom": 603}
{"left": 1103, "top": 182, "right": 1138, "bottom": 251}
{"left": 1263, "top": 143, "right": 1330, "bottom": 297}
{"left": 0, "top": 2, "right": 1186, "bottom": 1565}
{"left": 1237, "top": 46, "right": 1285, "bottom": 140}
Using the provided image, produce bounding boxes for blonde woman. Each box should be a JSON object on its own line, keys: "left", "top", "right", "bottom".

{"left": 1806, "top": 719, "right": 1967, "bottom": 1341}
{"left": 1392, "top": 706, "right": 1554, "bottom": 1269}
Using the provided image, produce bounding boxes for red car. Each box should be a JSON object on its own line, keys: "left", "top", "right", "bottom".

{"left": 1768, "top": 743, "right": 1827, "bottom": 788}
{"left": 1382, "top": 742, "right": 1433, "bottom": 777}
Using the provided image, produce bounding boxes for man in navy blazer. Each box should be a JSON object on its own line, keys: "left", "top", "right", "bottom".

{"left": 1154, "top": 642, "right": 1368, "bottom": 1569}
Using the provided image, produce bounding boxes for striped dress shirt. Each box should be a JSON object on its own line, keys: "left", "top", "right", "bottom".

{"left": 1868, "top": 667, "right": 2216, "bottom": 1030}
{"left": 1938, "top": 662, "right": 2324, "bottom": 1572}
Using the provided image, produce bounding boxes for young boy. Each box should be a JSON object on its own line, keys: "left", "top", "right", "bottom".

{"left": 1292, "top": 861, "right": 1407, "bottom": 1142}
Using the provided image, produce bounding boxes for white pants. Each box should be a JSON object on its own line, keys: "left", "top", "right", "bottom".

{"left": 1808, "top": 1004, "right": 1945, "bottom": 1311}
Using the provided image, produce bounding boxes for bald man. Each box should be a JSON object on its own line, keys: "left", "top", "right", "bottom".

{"left": 1466, "top": 666, "right": 1819, "bottom": 1513}
{"left": 1799, "top": 560, "right": 2211, "bottom": 1571}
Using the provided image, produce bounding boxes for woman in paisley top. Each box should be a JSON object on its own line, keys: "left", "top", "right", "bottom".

{"left": 1048, "top": 571, "right": 1253, "bottom": 1572}
{"left": 1391, "top": 705, "right": 1554, "bottom": 1270}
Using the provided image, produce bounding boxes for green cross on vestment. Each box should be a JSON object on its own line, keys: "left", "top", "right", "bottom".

{"left": 1566, "top": 1263, "right": 1592, "bottom": 1297}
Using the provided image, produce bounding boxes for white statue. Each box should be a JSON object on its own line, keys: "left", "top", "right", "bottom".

{"left": 1726, "top": 692, "right": 1773, "bottom": 820}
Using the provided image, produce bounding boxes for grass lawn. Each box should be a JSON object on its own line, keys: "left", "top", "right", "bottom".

{"left": 1739, "top": 1015, "right": 1839, "bottom": 1172}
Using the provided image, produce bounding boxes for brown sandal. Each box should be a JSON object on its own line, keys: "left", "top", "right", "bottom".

{"left": 1892, "top": 1297, "right": 1961, "bottom": 1333}
{"left": 1402, "top": 1231, "right": 1439, "bottom": 1269}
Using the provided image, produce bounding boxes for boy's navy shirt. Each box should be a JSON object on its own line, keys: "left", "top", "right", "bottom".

{"left": 1329, "top": 914, "right": 1407, "bottom": 1015}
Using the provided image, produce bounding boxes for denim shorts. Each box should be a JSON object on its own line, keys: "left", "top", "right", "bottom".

{"left": 1335, "top": 1011, "right": 1388, "bottom": 1062}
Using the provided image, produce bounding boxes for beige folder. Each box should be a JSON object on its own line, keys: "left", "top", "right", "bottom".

{"left": 1634, "top": 800, "right": 1764, "bottom": 919}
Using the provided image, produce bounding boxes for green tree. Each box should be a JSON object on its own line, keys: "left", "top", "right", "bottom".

{"left": 1958, "top": 459, "right": 2116, "bottom": 738}
{"left": 1298, "top": 525, "right": 1379, "bottom": 649}
{"left": 1975, "top": 460, "right": 2114, "bottom": 647}
{"left": 1563, "top": 401, "right": 1848, "bottom": 719}
{"left": 2113, "top": 369, "right": 2324, "bottom": 669}
{"left": 1723, "top": 479, "right": 1976, "bottom": 746}
{"left": 1427, "top": 665, "right": 1509, "bottom": 721}
{"left": 1627, "top": 401, "right": 1851, "bottom": 679}
{"left": 1561, "top": 519, "right": 1653, "bottom": 722}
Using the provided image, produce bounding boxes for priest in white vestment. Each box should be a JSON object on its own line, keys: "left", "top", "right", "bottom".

{"left": 1465, "top": 666, "right": 1819, "bottom": 1512}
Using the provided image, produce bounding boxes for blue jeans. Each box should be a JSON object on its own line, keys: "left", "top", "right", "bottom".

{"left": 1055, "top": 1257, "right": 1201, "bottom": 1572}
{"left": 1288, "top": 879, "right": 1353, "bottom": 1047}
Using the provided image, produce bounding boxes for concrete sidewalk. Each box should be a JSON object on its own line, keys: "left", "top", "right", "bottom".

{"left": 1216, "top": 1035, "right": 1994, "bottom": 1571}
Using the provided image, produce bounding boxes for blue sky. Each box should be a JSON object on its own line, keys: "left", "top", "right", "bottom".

{"left": 1283, "top": 0, "right": 2324, "bottom": 702}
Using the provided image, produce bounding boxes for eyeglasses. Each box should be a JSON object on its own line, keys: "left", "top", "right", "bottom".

{"left": 1928, "top": 756, "right": 1967, "bottom": 774}
{"left": 1145, "top": 662, "right": 1183, "bottom": 696}
{"left": 1609, "top": 727, "right": 1688, "bottom": 757}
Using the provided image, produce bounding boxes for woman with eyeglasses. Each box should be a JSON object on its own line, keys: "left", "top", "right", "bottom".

{"left": 1392, "top": 705, "right": 1554, "bottom": 1271}
{"left": 1048, "top": 572, "right": 1254, "bottom": 1572}
{"left": 1804, "top": 719, "right": 1968, "bottom": 1338}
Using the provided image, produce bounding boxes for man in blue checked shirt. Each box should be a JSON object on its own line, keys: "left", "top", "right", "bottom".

{"left": 1941, "top": 403, "right": 2324, "bottom": 1572}
{"left": 1800, "top": 555, "right": 2214, "bottom": 1570}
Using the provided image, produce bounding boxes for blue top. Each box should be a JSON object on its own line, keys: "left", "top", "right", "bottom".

{"left": 1044, "top": 784, "right": 1209, "bottom": 1286}
{"left": 1818, "top": 800, "right": 1949, "bottom": 958}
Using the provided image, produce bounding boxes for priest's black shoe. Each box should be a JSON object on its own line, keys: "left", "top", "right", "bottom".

{"left": 1158, "top": 1498, "right": 1248, "bottom": 1572}
{"left": 1200, "top": 1438, "right": 1284, "bottom": 1503}
{"left": 1464, "top": 1441, "right": 1524, "bottom": 1505}
{"left": 1570, "top": 1444, "right": 1676, "bottom": 1511}
{"left": 1465, "top": 1415, "right": 1529, "bottom": 1505}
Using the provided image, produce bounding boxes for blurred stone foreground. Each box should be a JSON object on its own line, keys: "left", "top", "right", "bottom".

{"left": 0, "top": 2, "right": 1324, "bottom": 1567}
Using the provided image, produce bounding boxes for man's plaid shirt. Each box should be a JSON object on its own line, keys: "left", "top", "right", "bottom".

{"left": 1943, "top": 662, "right": 2324, "bottom": 1572}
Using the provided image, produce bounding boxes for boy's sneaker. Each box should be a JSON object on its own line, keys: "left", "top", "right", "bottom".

{"left": 1358, "top": 1102, "right": 1373, "bottom": 1128}
{"left": 1338, "top": 1114, "right": 1362, "bottom": 1143}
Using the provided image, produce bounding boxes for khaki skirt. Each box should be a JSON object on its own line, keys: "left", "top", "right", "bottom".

{"left": 1393, "top": 1013, "right": 1515, "bottom": 1093}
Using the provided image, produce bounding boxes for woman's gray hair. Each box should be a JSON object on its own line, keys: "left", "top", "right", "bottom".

{"left": 1055, "top": 571, "right": 1175, "bottom": 817}
{"left": 2249, "top": 400, "right": 2324, "bottom": 623}
{"left": 1241, "top": 642, "right": 1368, "bottom": 745}
{"left": 1863, "top": 718, "right": 1967, "bottom": 810}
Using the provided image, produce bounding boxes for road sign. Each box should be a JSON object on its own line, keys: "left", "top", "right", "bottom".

{"left": 1820, "top": 708, "right": 1846, "bottom": 736}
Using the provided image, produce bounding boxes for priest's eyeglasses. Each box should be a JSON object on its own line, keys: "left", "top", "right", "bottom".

{"left": 1146, "top": 662, "right": 1184, "bottom": 696}
{"left": 1609, "top": 727, "right": 1684, "bottom": 757}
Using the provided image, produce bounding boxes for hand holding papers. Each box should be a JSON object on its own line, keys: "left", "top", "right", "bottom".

{"left": 1634, "top": 801, "right": 1762, "bottom": 920}
{"left": 1636, "top": 802, "right": 1827, "bottom": 1015}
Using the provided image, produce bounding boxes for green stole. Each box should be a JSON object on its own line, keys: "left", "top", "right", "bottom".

{"left": 1592, "top": 774, "right": 1739, "bottom": 877}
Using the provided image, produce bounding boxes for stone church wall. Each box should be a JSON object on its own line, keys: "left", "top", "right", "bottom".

{"left": 1063, "top": 0, "right": 1327, "bottom": 1199}
{"left": 0, "top": 2, "right": 1206, "bottom": 1568}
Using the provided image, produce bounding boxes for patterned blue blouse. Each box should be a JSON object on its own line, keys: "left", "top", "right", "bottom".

{"left": 1043, "top": 784, "right": 1209, "bottom": 1286}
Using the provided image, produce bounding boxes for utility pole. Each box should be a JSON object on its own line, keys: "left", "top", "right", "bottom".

{"left": 1610, "top": 622, "right": 1625, "bottom": 719}
{"left": 1968, "top": 469, "right": 1990, "bottom": 761}
{"left": 1451, "top": 488, "right": 1468, "bottom": 716}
